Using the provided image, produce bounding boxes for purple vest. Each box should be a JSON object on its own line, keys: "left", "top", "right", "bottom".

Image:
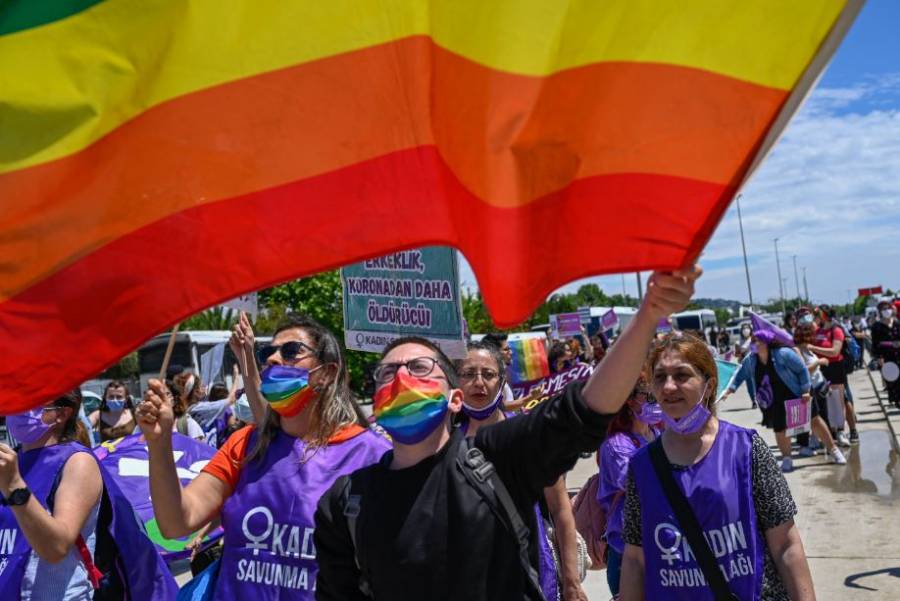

{"left": 0, "top": 442, "right": 177, "bottom": 600}
{"left": 631, "top": 421, "right": 764, "bottom": 601}
{"left": 215, "top": 429, "right": 389, "bottom": 600}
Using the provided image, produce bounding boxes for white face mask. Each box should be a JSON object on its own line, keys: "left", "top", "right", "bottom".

{"left": 233, "top": 394, "right": 254, "bottom": 423}
{"left": 883, "top": 309, "right": 895, "bottom": 319}
{"left": 800, "top": 314, "right": 814, "bottom": 324}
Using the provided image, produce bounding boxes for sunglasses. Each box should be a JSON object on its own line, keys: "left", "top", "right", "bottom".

{"left": 256, "top": 340, "right": 318, "bottom": 364}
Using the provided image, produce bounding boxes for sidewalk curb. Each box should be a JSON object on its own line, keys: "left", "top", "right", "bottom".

{"left": 864, "top": 366, "right": 900, "bottom": 454}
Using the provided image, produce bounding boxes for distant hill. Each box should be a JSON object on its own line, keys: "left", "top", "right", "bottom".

{"left": 692, "top": 298, "right": 744, "bottom": 311}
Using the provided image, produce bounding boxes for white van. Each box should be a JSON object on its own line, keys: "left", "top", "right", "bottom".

{"left": 671, "top": 309, "right": 718, "bottom": 334}
{"left": 137, "top": 330, "right": 271, "bottom": 393}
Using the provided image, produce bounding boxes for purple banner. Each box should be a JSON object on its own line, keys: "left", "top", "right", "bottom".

{"left": 552, "top": 312, "right": 583, "bottom": 338}
{"left": 601, "top": 309, "right": 618, "bottom": 329}
{"left": 784, "top": 398, "right": 811, "bottom": 436}
{"left": 93, "top": 432, "right": 223, "bottom": 562}
{"left": 510, "top": 362, "right": 594, "bottom": 410}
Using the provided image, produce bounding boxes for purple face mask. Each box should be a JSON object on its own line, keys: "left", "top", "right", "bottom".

{"left": 634, "top": 402, "right": 664, "bottom": 425}
{"left": 462, "top": 388, "right": 504, "bottom": 421}
{"left": 7, "top": 407, "right": 53, "bottom": 444}
{"left": 659, "top": 382, "right": 712, "bottom": 435}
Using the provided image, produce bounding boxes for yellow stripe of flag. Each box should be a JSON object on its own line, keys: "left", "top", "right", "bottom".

{"left": 1, "top": 0, "right": 847, "bottom": 174}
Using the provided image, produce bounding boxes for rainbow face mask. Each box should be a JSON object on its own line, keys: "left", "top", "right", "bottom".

{"left": 373, "top": 371, "right": 449, "bottom": 444}
{"left": 259, "top": 365, "right": 319, "bottom": 417}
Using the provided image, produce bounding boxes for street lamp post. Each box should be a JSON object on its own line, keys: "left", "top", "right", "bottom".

{"left": 802, "top": 267, "right": 809, "bottom": 303}
{"left": 774, "top": 238, "right": 786, "bottom": 316}
{"left": 636, "top": 272, "right": 643, "bottom": 302}
{"left": 735, "top": 194, "right": 754, "bottom": 308}
{"left": 792, "top": 255, "right": 801, "bottom": 300}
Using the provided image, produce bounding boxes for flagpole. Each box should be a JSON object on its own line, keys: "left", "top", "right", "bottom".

{"left": 158, "top": 323, "right": 181, "bottom": 380}
{"left": 773, "top": 237, "right": 786, "bottom": 317}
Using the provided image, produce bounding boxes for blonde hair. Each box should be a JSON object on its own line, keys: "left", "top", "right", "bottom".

{"left": 246, "top": 316, "right": 366, "bottom": 464}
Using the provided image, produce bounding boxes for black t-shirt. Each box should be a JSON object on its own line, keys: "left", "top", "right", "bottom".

{"left": 755, "top": 354, "right": 794, "bottom": 404}
{"left": 314, "top": 382, "right": 611, "bottom": 601}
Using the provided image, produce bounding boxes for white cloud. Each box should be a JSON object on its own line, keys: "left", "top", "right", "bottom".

{"left": 697, "top": 72, "right": 900, "bottom": 304}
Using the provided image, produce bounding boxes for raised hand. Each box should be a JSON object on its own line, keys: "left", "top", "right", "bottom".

{"left": 136, "top": 379, "right": 175, "bottom": 443}
{"left": 0, "top": 443, "right": 24, "bottom": 497}
{"left": 643, "top": 266, "right": 703, "bottom": 321}
{"left": 230, "top": 311, "right": 260, "bottom": 385}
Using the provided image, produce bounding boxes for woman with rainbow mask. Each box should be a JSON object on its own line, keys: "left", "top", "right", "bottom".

{"left": 137, "top": 314, "right": 389, "bottom": 600}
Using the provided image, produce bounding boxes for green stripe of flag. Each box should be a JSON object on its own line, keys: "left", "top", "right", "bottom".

{"left": 0, "top": 0, "right": 104, "bottom": 36}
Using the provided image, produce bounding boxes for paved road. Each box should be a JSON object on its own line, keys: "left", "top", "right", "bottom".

{"left": 571, "top": 366, "right": 900, "bottom": 600}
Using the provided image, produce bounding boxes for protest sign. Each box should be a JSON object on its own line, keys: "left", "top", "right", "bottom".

{"left": 199, "top": 341, "right": 226, "bottom": 386}
{"left": 223, "top": 292, "right": 259, "bottom": 321}
{"left": 577, "top": 306, "right": 592, "bottom": 325}
{"left": 510, "top": 363, "right": 593, "bottom": 410}
{"left": 784, "top": 398, "right": 811, "bottom": 436}
{"left": 93, "top": 433, "right": 223, "bottom": 562}
{"left": 551, "top": 312, "right": 583, "bottom": 338}
{"left": 601, "top": 309, "right": 618, "bottom": 330}
{"left": 858, "top": 286, "right": 883, "bottom": 297}
{"left": 341, "top": 247, "right": 466, "bottom": 357}
{"left": 657, "top": 317, "right": 672, "bottom": 333}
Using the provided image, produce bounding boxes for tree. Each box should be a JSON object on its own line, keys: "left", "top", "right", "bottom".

{"left": 257, "top": 270, "right": 372, "bottom": 394}
{"left": 713, "top": 308, "right": 731, "bottom": 326}
{"left": 181, "top": 307, "right": 239, "bottom": 331}
{"left": 462, "top": 290, "right": 497, "bottom": 334}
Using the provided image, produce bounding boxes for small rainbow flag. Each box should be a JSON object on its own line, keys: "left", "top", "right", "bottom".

{"left": 508, "top": 339, "right": 550, "bottom": 383}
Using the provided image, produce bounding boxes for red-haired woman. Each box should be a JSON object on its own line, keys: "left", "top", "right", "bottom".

{"left": 620, "top": 332, "right": 815, "bottom": 600}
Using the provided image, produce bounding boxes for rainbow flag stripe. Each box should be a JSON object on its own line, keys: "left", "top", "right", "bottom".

{"left": 508, "top": 339, "right": 550, "bottom": 383}
{"left": 0, "top": 1, "right": 860, "bottom": 413}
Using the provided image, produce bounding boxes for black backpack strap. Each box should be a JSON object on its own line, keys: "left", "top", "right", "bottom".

{"left": 456, "top": 438, "right": 546, "bottom": 600}
{"left": 343, "top": 470, "right": 375, "bottom": 598}
{"left": 649, "top": 439, "right": 738, "bottom": 601}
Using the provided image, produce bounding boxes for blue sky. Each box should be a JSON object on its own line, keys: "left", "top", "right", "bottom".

{"left": 460, "top": 0, "right": 900, "bottom": 308}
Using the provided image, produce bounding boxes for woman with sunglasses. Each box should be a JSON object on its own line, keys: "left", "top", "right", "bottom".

{"left": 454, "top": 341, "right": 588, "bottom": 601}
{"left": 619, "top": 332, "right": 815, "bottom": 601}
{"left": 0, "top": 391, "right": 176, "bottom": 599}
{"left": 137, "top": 314, "right": 389, "bottom": 600}
{"left": 597, "top": 376, "right": 660, "bottom": 598}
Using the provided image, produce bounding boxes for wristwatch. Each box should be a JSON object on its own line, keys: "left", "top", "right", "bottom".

{"left": 1, "top": 487, "right": 31, "bottom": 506}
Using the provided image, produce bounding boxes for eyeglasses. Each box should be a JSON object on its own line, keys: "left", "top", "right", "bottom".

{"left": 373, "top": 357, "right": 441, "bottom": 385}
{"left": 459, "top": 368, "right": 500, "bottom": 382}
{"left": 256, "top": 340, "right": 318, "bottom": 364}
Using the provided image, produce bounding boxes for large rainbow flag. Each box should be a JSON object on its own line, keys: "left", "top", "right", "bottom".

{"left": 0, "top": 1, "right": 861, "bottom": 413}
